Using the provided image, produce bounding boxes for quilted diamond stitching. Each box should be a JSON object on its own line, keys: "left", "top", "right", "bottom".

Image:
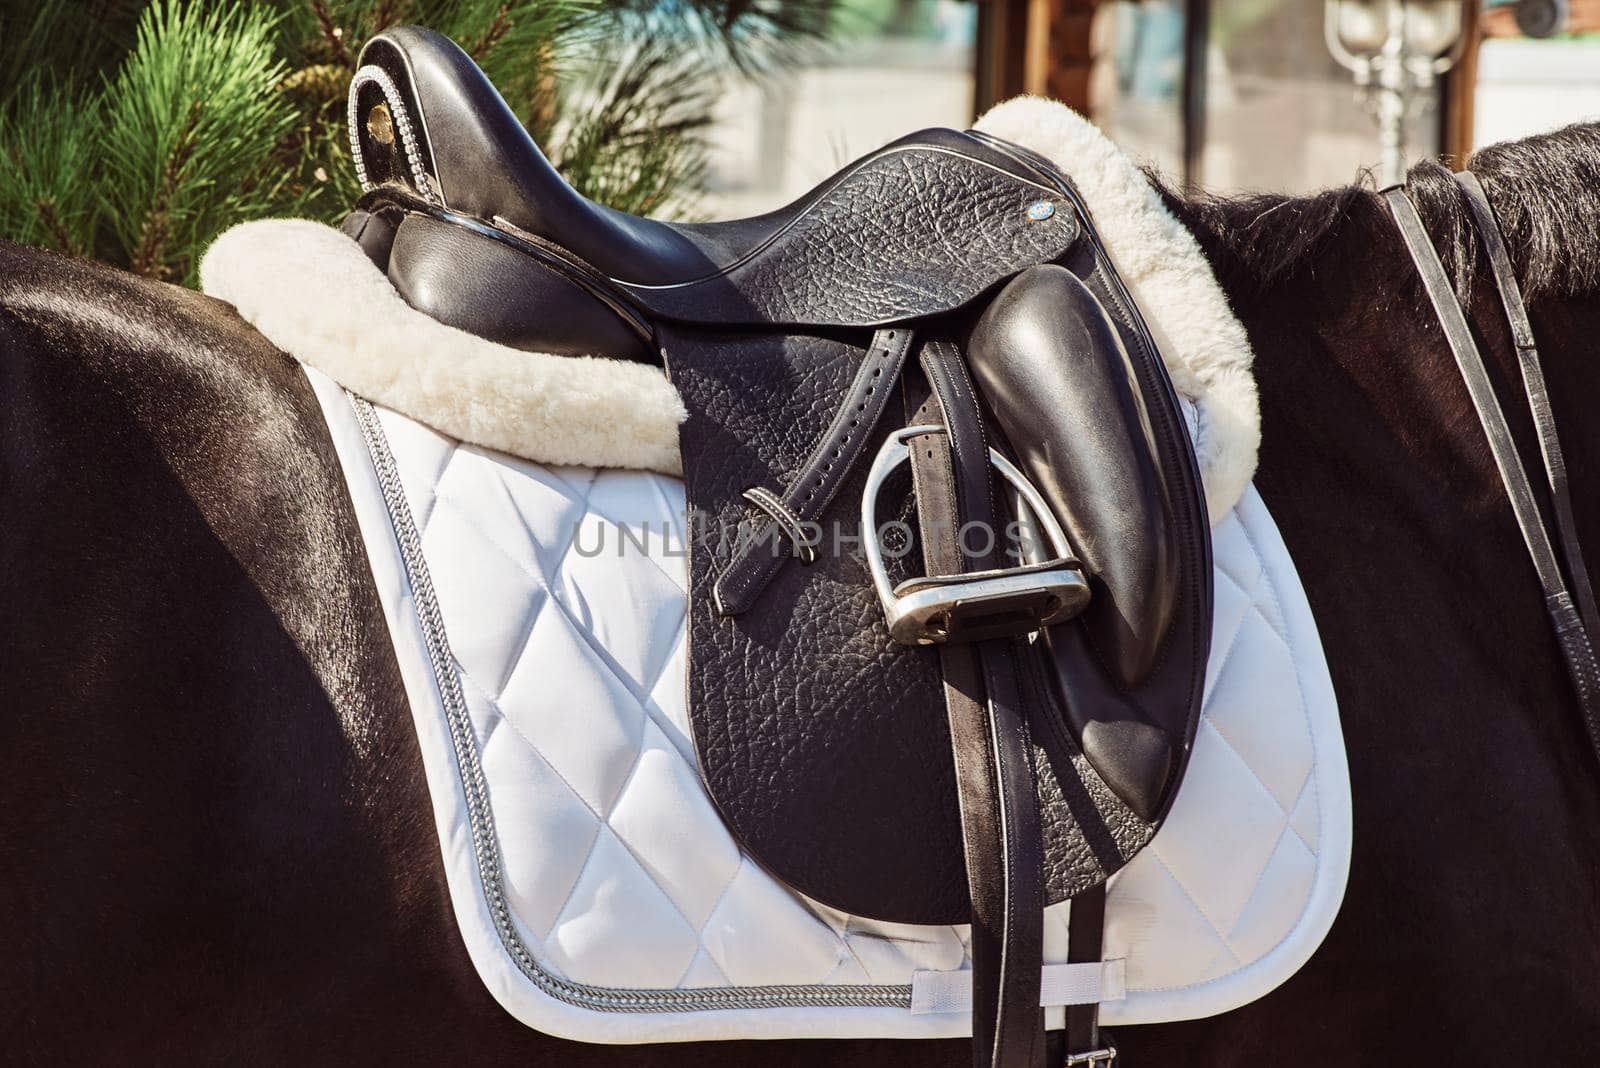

{"left": 1125, "top": 513, "right": 1332, "bottom": 995}
{"left": 496, "top": 606, "right": 647, "bottom": 817}
{"left": 1150, "top": 722, "right": 1290, "bottom": 942}
{"left": 475, "top": 709, "right": 600, "bottom": 938}
{"left": 1202, "top": 622, "right": 1312, "bottom": 803}
{"left": 1143, "top": 851, "right": 1242, "bottom": 970}
{"left": 367, "top": 402, "right": 1334, "bottom": 1011}
{"left": 438, "top": 460, "right": 736, "bottom": 959}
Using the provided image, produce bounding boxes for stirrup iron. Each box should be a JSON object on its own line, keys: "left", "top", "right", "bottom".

{"left": 862, "top": 425, "right": 1091, "bottom": 645}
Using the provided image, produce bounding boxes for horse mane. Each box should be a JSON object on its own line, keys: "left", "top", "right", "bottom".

{"left": 1167, "top": 121, "right": 1600, "bottom": 305}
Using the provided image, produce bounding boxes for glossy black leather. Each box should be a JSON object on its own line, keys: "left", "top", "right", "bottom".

{"left": 915, "top": 339, "right": 1046, "bottom": 1067}
{"left": 384, "top": 212, "right": 652, "bottom": 360}
{"left": 712, "top": 328, "right": 916, "bottom": 614}
{"left": 355, "top": 27, "right": 720, "bottom": 285}
{"left": 665, "top": 266, "right": 1210, "bottom": 927}
{"left": 968, "top": 266, "right": 1191, "bottom": 820}
{"left": 350, "top": 28, "right": 1079, "bottom": 335}
{"left": 354, "top": 28, "right": 1074, "bottom": 295}
{"left": 343, "top": 20, "right": 1210, "bottom": 909}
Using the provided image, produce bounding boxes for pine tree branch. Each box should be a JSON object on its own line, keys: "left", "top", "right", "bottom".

{"left": 370, "top": 0, "right": 401, "bottom": 35}
{"left": 6, "top": 0, "right": 818, "bottom": 276}
{"left": 130, "top": 98, "right": 203, "bottom": 279}
{"left": 309, "top": 0, "right": 355, "bottom": 68}
{"left": 35, "top": 199, "right": 78, "bottom": 256}
{"left": 1, "top": 72, "right": 99, "bottom": 256}
{"left": 469, "top": 5, "right": 514, "bottom": 59}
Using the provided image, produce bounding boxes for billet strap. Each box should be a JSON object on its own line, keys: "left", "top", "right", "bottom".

{"left": 914, "top": 339, "right": 1046, "bottom": 1068}
{"left": 1453, "top": 171, "right": 1600, "bottom": 637}
{"left": 1063, "top": 884, "right": 1111, "bottom": 1063}
{"left": 1384, "top": 187, "right": 1600, "bottom": 765}
{"left": 715, "top": 327, "right": 916, "bottom": 615}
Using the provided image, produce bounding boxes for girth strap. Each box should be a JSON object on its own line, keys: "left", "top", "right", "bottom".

{"left": 1062, "top": 884, "right": 1113, "bottom": 1066}
{"left": 1385, "top": 186, "right": 1600, "bottom": 765}
{"left": 913, "top": 339, "right": 1045, "bottom": 1068}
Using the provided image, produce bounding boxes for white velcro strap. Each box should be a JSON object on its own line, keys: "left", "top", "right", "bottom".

{"left": 908, "top": 959, "right": 1127, "bottom": 1016}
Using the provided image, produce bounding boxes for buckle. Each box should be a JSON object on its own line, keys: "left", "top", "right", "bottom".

{"left": 861, "top": 425, "right": 1091, "bottom": 646}
{"left": 1064, "top": 1047, "right": 1117, "bottom": 1067}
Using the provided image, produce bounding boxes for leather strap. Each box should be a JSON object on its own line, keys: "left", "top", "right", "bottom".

{"left": 715, "top": 327, "right": 916, "bottom": 614}
{"left": 914, "top": 339, "right": 1045, "bottom": 1068}
{"left": 1385, "top": 187, "right": 1600, "bottom": 765}
{"left": 1453, "top": 171, "right": 1600, "bottom": 637}
{"left": 1062, "top": 884, "right": 1111, "bottom": 1064}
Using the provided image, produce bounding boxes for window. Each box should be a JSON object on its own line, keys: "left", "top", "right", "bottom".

{"left": 697, "top": 0, "right": 979, "bottom": 216}
{"left": 1096, "top": 0, "right": 1187, "bottom": 180}
{"left": 1202, "top": 1, "right": 1438, "bottom": 192}
{"left": 1097, "top": 0, "right": 1444, "bottom": 194}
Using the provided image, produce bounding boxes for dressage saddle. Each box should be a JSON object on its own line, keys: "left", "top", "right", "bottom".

{"left": 342, "top": 28, "right": 1213, "bottom": 1068}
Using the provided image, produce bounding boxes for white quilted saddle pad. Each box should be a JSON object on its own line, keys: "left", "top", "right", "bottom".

{"left": 308, "top": 368, "right": 1351, "bottom": 1044}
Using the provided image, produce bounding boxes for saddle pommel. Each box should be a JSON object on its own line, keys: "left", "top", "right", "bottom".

{"left": 351, "top": 27, "right": 704, "bottom": 282}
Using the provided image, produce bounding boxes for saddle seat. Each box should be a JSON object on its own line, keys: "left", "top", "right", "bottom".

{"left": 354, "top": 27, "right": 790, "bottom": 287}
{"left": 348, "top": 28, "right": 1082, "bottom": 354}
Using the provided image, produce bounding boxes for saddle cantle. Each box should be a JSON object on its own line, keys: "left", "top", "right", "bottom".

{"left": 342, "top": 27, "right": 1212, "bottom": 1068}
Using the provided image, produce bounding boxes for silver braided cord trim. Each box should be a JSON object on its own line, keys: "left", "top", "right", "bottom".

{"left": 346, "top": 64, "right": 442, "bottom": 205}
{"left": 348, "top": 392, "right": 914, "bottom": 1014}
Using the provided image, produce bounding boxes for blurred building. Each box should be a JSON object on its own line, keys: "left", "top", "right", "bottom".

{"left": 699, "top": 0, "right": 1600, "bottom": 212}
{"left": 1477, "top": 1, "right": 1600, "bottom": 145}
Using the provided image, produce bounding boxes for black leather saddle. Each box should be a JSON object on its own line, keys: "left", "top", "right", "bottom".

{"left": 344, "top": 27, "right": 1212, "bottom": 1068}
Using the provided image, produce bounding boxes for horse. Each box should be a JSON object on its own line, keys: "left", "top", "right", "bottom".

{"left": 3, "top": 120, "right": 1598, "bottom": 1065}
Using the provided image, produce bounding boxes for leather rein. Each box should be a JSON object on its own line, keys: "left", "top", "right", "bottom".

{"left": 1384, "top": 175, "right": 1600, "bottom": 765}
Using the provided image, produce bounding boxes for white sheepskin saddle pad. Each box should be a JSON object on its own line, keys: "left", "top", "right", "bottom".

{"left": 202, "top": 98, "right": 1350, "bottom": 1044}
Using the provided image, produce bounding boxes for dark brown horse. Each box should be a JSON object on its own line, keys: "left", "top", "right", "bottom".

{"left": 4, "top": 122, "right": 1600, "bottom": 1064}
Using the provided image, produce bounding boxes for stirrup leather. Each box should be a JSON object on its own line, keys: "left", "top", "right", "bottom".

{"left": 863, "top": 424, "right": 1091, "bottom": 646}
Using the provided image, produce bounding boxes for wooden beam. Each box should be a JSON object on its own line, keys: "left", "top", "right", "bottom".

{"left": 1017, "top": 0, "right": 1101, "bottom": 114}
{"left": 1182, "top": 0, "right": 1210, "bottom": 190}
{"left": 976, "top": 0, "right": 1033, "bottom": 113}
{"left": 1441, "top": 1, "right": 1483, "bottom": 165}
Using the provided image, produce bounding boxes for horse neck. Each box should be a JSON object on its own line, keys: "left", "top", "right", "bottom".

{"left": 1173, "top": 183, "right": 1600, "bottom": 807}
{"left": 1178, "top": 180, "right": 1600, "bottom": 559}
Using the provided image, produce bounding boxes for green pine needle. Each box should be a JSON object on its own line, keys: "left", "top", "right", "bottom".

{"left": 552, "top": 38, "right": 716, "bottom": 218}
{"left": 0, "top": 74, "right": 101, "bottom": 256}
{"left": 99, "top": 1, "right": 301, "bottom": 284}
{"left": 0, "top": 0, "right": 834, "bottom": 285}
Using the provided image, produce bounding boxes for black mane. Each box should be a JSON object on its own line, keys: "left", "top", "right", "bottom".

{"left": 1169, "top": 121, "right": 1600, "bottom": 304}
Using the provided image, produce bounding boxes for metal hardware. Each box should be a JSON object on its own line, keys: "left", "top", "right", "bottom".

{"left": 1064, "top": 1047, "right": 1117, "bottom": 1067}
{"left": 366, "top": 102, "right": 395, "bottom": 145}
{"left": 862, "top": 425, "right": 1090, "bottom": 646}
{"left": 1323, "top": 0, "right": 1465, "bottom": 187}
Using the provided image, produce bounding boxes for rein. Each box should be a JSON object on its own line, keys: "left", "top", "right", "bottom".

{"left": 1384, "top": 177, "right": 1600, "bottom": 766}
